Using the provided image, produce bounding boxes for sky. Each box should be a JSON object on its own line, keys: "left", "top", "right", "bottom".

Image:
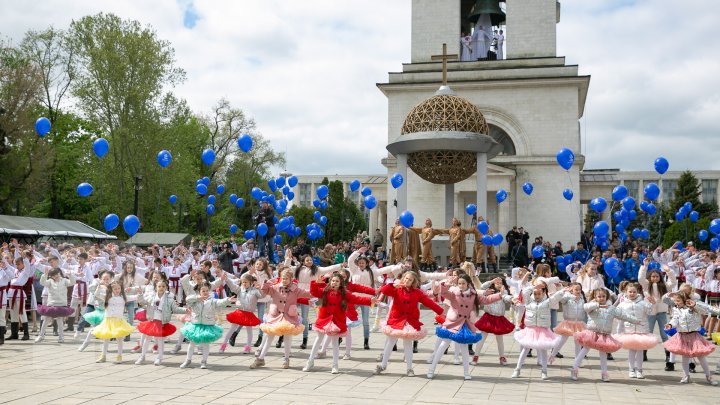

{"left": 1, "top": 0, "right": 719, "bottom": 176}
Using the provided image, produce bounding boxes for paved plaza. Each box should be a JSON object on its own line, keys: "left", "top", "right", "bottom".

{"left": 1, "top": 310, "right": 717, "bottom": 405}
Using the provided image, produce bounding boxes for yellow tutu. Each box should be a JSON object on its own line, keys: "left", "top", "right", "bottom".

{"left": 260, "top": 319, "right": 305, "bottom": 336}
{"left": 712, "top": 332, "right": 720, "bottom": 345}
{"left": 92, "top": 316, "right": 135, "bottom": 340}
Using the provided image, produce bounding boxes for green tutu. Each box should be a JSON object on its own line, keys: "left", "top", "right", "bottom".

{"left": 181, "top": 322, "right": 223, "bottom": 344}
{"left": 83, "top": 308, "right": 105, "bottom": 326}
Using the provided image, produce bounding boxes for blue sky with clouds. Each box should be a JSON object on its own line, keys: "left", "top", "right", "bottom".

{"left": 1, "top": 0, "right": 719, "bottom": 176}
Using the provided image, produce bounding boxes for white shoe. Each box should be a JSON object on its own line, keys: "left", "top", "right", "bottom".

{"left": 707, "top": 376, "right": 719, "bottom": 386}
{"left": 179, "top": 360, "right": 191, "bottom": 369}
{"left": 427, "top": 371, "right": 434, "bottom": 379}
{"left": 629, "top": 370, "right": 636, "bottom": 378}
{"left": 541, "top": 371, "right": 548, "bottom": 380}
{"left": 426, "top": 357, "right": 433, "bottom": 364}
{"left": 171, "top": 345, "right": 181, "bottom": 355}
{"left": 464, "top": 374, "right": 472, "bottom": 380}
{"left": 453, "top": 358, "right": 460, "bottom": 365}
{"left": 35, "top": 336, "right": 44, "bottom": 343}
{"left": 134, "top": 356, "right": 145, "bottom": 365}
{"left": 406, "top": 369, "right": 415, "bottom": 377}
{"left": 154, "top": 358, "right": 162, "bottom": 366}
{"left": 680, "top": 375, "right": 689, "bottom": 384}
{"left": 58, "top": 337, "right": 64, "bottom": 343}
{"left": 96, "top": 354, "right": 106, "bottom": 363}
{"left": 200, "top": 362, "right": 207, "bottom": 369}
{"left": 342, "top": 354, "right": 351, "bottom": 360}
{"left": 73, "top": 331, "right": 80, "bottom": 340}
{"left": 511, "top": 369, "right": 520, "bottom": 378}
{"left": 78, "top": 341, "right": 89, "bottom": 352}
{"left": 302, "top": 361, "right": 314, "bottom": 372}
{"left": 331, "top": 367, "right": 339, "bottom": 374}
{"left": 601, "top": 372, "right": 610, "bottom": 382}
{"left": 375, "top": 364, "right": 385, "bottom": 374}
{"left": 370, "top": 326, "right": 379, "bottom": 333}
{"left": 636, "top": 370, "right": 644, "bottom": 379}
{"left": 376, "top": 353, "right": 383, "bottom": 362}
{"left": 570, "top": 368, "right": 578, "bottom": 381}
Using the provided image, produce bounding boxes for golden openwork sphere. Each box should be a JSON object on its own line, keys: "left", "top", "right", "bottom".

{"left": 400, "top": 94, "right": 489, "bottom": 184}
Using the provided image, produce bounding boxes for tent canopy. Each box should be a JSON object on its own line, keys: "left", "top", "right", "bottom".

{"left": 0, "top": 215, "right": 117, "bottom": 240}
{"left": 125, "top": 233, "right": 191, "bottom": 247}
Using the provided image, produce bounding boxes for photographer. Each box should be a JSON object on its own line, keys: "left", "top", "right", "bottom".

{"left": 255, "top": 201, "right": 276, "bottom": 262}
{"left": 217, "top": 241, "right": 238, "bottom": 274}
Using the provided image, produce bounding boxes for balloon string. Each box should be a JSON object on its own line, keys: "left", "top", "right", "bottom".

{"left": 566, "top": 171, "right": 583, "bottom": 240}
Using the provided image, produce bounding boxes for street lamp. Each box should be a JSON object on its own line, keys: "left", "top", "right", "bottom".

{"left": 133, "top": 175, "right": 143, "bottom": 216}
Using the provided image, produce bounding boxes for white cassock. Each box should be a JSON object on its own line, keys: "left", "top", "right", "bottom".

{"left": 460, "top": 35, "right": 473, "bottom": 61}
{"left": 471, "top": 16, "right": 492, "bottom": 60}
{"left": 497, "top": 34, "right": 505, "bottom": 60}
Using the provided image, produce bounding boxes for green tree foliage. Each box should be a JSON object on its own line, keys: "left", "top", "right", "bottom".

{"left": 324, "top": 179, "right": 366, "bottom": 243}
{"left": 662, "top": 217, "right": 711, "bottom": 250}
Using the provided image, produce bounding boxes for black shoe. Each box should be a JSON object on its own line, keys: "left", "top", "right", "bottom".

{"left": 276, "top": 336, "right": 284, "bottom": 348}
{"left": 527, "top": 349, "right": 533, "bottom": 358}
{"left": 413, "top": 340, "right": 418, "bottom": 354}
{"left": 338, "top": 337, "right": 342, "bottom": 345}
{"left": 65, "top": 317, "right": 74, "bottom": 332}
{"left": 124, "top": 335, "right": 130, "bottom": 342}
{"left": 606, "top": 353, "right": 614, "bottom": 361}
{"left": 7, "top": 322, "right": 19, "bottom": 340}
{"left": 665, "top": 349, "right": 670, "bottom": 363}
{"left": 665, "top": 362, "right": 675, "bottom": 371}
{"left": 254, "top": 336, "right": 262, "bottom": 347}
{"left": 300, "top": 337, "right": 307, "bottom": 349}
{"left": 229, "top": 330, "right": 238, "bottom": 347}
{"left": 643, "top": 350, "right": 648, "bottom": 362}
{"left": 468, "top": 344, "right": 475, "bottom": 356}
{"left": 392, "top": 343, "right": 397, "bottom": 352}
{"left": 364, "top": 338, "right": 370, "bottom": 350}
{"left": 444, "top": 347, "right": 448, "bottom": 355}
{"left": 0, "top": 326, "right": 5, "bottom": 345}
{"left": 689, "top": 362, "right": 696, "bottom": 373}
{"left": 21, "top": 322, "right": 29, "bottom": 340}
{"left": 555, "top": 352, "right": 564, "bottom": 359}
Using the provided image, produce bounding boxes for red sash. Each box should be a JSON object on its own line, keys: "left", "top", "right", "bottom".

{"left": 76, "top": 280, "right": 88, "bottom": 306}
{"left": 169, "top": 277, "right": 181, "bottom": 297}
{"left": 9, "top": 285, "right": 25, "bottom": 312}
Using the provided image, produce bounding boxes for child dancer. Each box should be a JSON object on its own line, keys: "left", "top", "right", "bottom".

{"left": 78, "top": 270, "right": 113, "bottom": 352}
{"left": 375, "top": 270, "right": 443, "bottom": 377}
{"left": 251, "top": 269, "right": 312, "bottom": 369}
{"left": 511, "top": 281, "right": 563, "bottom": 380}
{"left": 571, "top": 288, "right": 639, "bottom": 382}
{"left": 0, "top": 258, "right": 13, "bottom": 345}
{"left": 664, "top": 291, "right": 718, "bottom": 385}
{"left": 549, "top": 282, "right": 586, "bottom": 363}
{"left": 304, "top": 273, "right": 374, "bottom": 374}
{"left": 173, "top": 268, "right": 224, "bottom": 354}
{"left": 428, "top": 274, "right": 501, "bottom": 380}
{"left": 35, "top": 268, "right": 75, "bottom": 343}
{"left": 221, "top": 273, "right": 263, "bottom": 354}
{"left": 135, "top": 279, "right": 186, "bottom": 365}
{"left": 92, "top": 281, "right": 136, "bottom": 363}
{"left": 473, "top": 276, "right": 515, "bottom": 366}
{"left": 614, "top": 282, "right": 659, "bottom": 378}
{"left": 180, "top": 281, "right": 236, "bottom": 369}
{"left": 639, "top": 258, "right": 676, "bottom": 370}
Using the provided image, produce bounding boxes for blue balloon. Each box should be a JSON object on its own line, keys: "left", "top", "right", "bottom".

{"left": 244, "top": 230, "right": 256, "bottom": 240}
{"left": 531, "top": 245, "right": 544, "bottom": 259}
{"left": 156, "top": 150, "right": 171, "bottom": 167}
{"left": 699, "top": 229, "right": 709, "bottom": 242}
{"left": 399, "top": 210, "right": 414, "bottom": 228}
{"left": 628, "top": 210, "right": 637, "bottom": 221}
{"left": 77, "top": 182, "right": 93, "bottom": 197}
{"left": 312, "top": 199, "right": 320, "bottom": 208}
{"left": 646, "top": 203, "right": 657, "bottom": 215}
{"left": 308, "top": 229, "right": 318, "bottom": 240}
{"left": 122, "top": 215, "right": 140, "bottom": 236}
{"left": 93, "top": 138, "right": 109, "bottom": 158}
{"left": 618, "top": 232, "right": 628, "bottom": 242}
{"left": 229, "top": 194, "right": 237, "bottom": 205}
{"left": 495, "top": 189, "right": 507, "bottom": 204}
{"left": 622, "top": 197, "right": 636, "bottom": 210}
{"left": 216, "top": 184, "right": 225, "bottom": 195}
{"left": 257, "top": 223, "right": 268, "bottom": 237}
{"left": 364, "top": 195, "right": 377, "bottom": 209}
{"left": 314, "top": 211, "right": 321, "bottom": 221}
{"left": 287, "top": 191, "right": 295, "bottom": 201}
{"left": 684, "top": 202, "right": 693, "bottom": 212}
{"left": 196, "top": 183, "right": 207, "bottom": 195}
{"left": 169, "top": 195, "right": 177, "bottom": 204}
{"left": 644, "top": 183, "right": 660, "bottom": 201}
{"left": 631, "top": 228, "right": 641, "bottom": 239}
{"left": 640, "top": 201, "right": 649, "bottom": 212}
{"left": 275, "top": 176, "right": 286, "bottom": 188}
{"left": 391, "top": 173, "right": 404, "bottom": 189}
{"left": 316, "top": 185, "right": 329, "bottom": 199}
{"left": 612, "top": 185, "right": 628, "bottom": 202}
{"left": 563, "top": 188, "right": 573, "bottom": 201}
{"left": 207, "top": 195, "right": 216, "bottom": 204}
{"left": 288, "top": 176, "right": 298, "bottom": 188}
{"left": 590, "top": 197, "right": 607, "bottom": 213}
{"left": 251, "top": 187, "right": 263, "bottom": 200}
{"left": 603, "top": 258, "right": 621, "bottom": 279}
{"left": 361, "top": 187, "right": 372, "bottom": 197}
{"left": 274, "top": 235, "right": 282, "bottom": 244}
{"left": 235, "top": 198, "right": 244, "bottom": 208}
{"left": 35, "top": 117, "right": 51, "bottom": 136}
{"left": 282, "top": 186, "right": 290, "bottom": 195}
{"left": 564, "top": 254, "right": 573, "bottom": 264}
{"left": 615, "top": 224, "right": 625, "bottom": 233}
{"left": 320, "top": 201, "right": 328, "bottom": 210}
{"left": 556, "top": 147, "right": 575, "bottom": 171}
{"left": 593, "top": 221, "right": 609, "bottom": 238}
{"left": 675, "top": 211, "right": 685, "bottom": 222}
{"left": 710, "top": 219, "right": 720, "bottom": 235}
{"left": 202, "top": 176, "right": 210, "bottom": 186}
{"left": 641, "top": 229, "right": 650, "bottom": 239}
{"left": 350, "top": 180, "right": 361, "bottom": 192}
{"left": 522, "top": 182, "right": 533, "bottom": 195}
{"left": 492, "top": 233, "right": 503, "bottom": 246}
{"left": 711, "top": 237, "right": 720, "bottom": 251}
{"left": 477, "top": 221, "right": 489, "bottom": 234}
{"left": 481, "top": 234, "right": 493, "bottom": 245}
{"left": 277, "top": 217, "right": 290, "bottom": 231}
{"left": 654, "top": 157, "right": 669, "bottom": 175}
{"left": 103, "top": 214, "right": 119, "bottom": 232}
{"left": 206, "top": 204, "right": 215, "bottom": 215}
{"left": 465, "top": 204, "right": 477, "bottom": 216}
{"left": 237, "top": 133, "right": 253, "bottom": 152}
{"left": 229, "top": 224, "right": 238, "bottom": 234}
{"left": 268, "top": 179, "right": 277, "bottom": 192}
{"left": 201, "top": 149, "right": 215, "bottom": 166}
{"left": 319, "top": 216, "right": 328, "bottom": 226}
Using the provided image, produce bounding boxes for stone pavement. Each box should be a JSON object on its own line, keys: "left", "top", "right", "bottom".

{"left": 1, "top": 310, "right": 718, "bottom": 405}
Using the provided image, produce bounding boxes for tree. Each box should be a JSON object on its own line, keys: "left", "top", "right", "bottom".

{"left": 323, "top": 179, "right": 365, "bottom": 243}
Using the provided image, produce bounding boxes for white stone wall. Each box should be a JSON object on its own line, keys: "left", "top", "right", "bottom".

{"left": 411, "top": 0, "right": 461, "bottom": 63}
{"left": 506, "top": 0, "right": 558, "bottom": 58}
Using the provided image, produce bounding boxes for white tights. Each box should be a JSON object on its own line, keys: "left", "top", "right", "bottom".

{"left": 319, "top": 331, "right": 352, "bottom": 356}
{"left": 475, "top": 333, "right": 505, "bottom": 357}
{"left": 37, "top": 316, "right": 64, "bottom": 340}
{"left": 550, "top": 335, "right": 581, "bottom": 358}
{"left": 258, "top": 335, "right": 292, "bottom": 360}
{"left": 102, "top": 339, "right": 123, "bottom": 356}
{"left": 515, "top": 346, "right": 548, "bottom": 371}
{"left": 429, "top": 339, "right": 470, "bottom": 377}
{"left": 222, "top": 325, "right": 254, "bottom": 347}
{"left": 682, "top": 355, "right": 711, "bottom": 377}
{"left": 141, "top": 334, "right": 164, "bottom": 361}
{"left": 627, "top": 349, "right": 644, "bottom": 371}
{"left": 186, "top": 342, "right": 209, "bottom": 363}
{"left": 380, "top": 337, "right": 414, "bottom": 371}
{"left": 574, "top": 347, "right": 608, "bottom": 373}
{"left": 309, "top": 333, "right": 340, "bottom": 368}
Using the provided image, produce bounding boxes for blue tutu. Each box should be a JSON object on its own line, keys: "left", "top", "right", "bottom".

{"left": 346, "top": 319, "right": 362, "bottom": 329}
{"left": 436, "top": 324, "right": 483, "bottom": 344}
{"left": 666, "top": 327, "right": 705, "bottom": 337}
{"left": 181, "top": 322, "right": 223, "bottom": 344}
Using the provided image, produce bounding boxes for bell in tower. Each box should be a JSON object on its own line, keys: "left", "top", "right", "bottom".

{"left": 468, "top": 0, "right": 506, "bottom": 26}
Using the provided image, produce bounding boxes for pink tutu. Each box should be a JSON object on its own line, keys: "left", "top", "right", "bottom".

{"left": 663, "top": 332, "right": 716, "bottom": 357}
{"left": 514, "top": 326, "right": 561, "bottom": 350}
{"left": 574, "top": 330, "right": 622, "bottom": 353}
{"left": 313, "top": 321, "right": 345, "bottom": 337}
{"left": 613, "top": 333, "right": 660, "bottom": 351}
{"left": 554, "top": 320, "right": 586, "bottom": 337}
{"left": 381, "top": 322, "right": 427, "bottom": 340}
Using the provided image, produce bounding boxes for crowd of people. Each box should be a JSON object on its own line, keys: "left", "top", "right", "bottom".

{"left": 1, "top": 233, "right": 719, "bottom": 385}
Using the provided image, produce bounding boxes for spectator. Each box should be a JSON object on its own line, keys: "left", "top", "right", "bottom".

{"left": 254, "top": 201, "right": 276, "bottom": 262}
{"left": 571, "top": 242, "right": 590, "bottom": 264}
{"left": 623, "top": 251, "right": 642, "bottom": 282}
{"left": 372, "top": 228, "right": 384, "bottom": 250}
{"left": 505, "top": 226, "right": 519, "bottom": 260}
{"left": 511, "top": 238, "right": 528, "bottom": 267}
{"left": 292, "top": 237, "right": 312, "bottom": 258}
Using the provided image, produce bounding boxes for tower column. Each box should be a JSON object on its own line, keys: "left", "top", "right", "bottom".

{"left": 396, "top": 154, "right": 408, "bottom": 215}
{"left": 445, "top": 183, "right": 455, "bottom": 227}
{"left": 476, "top": 153, "right": 488, "bottom": 219}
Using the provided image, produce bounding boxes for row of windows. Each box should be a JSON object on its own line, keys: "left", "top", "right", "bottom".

{"left": 623, "top": 179, "right": 717, "bottom": 204}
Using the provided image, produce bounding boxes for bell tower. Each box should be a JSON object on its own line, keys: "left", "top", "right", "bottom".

{"left": 506, "top": 0, "right": 560, "bottom": 58}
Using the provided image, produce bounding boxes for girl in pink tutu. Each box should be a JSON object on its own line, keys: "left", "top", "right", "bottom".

{"left": 614, "top": 282, "right": 659, "bottom": 379}
{"left": 251, "top": 269, "right": 312, "bottom": 369}
{"left": 549, "top": 282, "right": 586, "bottom": 363}
{"left": 304, "top": 273, "right": 374, "bottom": 374}
{"left": 35, "top": 268, "right": 76, "bottom": 343}
{"left": 220, "top": 273, "right": 264, "bottom": 354}
{"left": 375, "top": 270, "right": 444, "bottom": 377}
{"left": 571, "top": 288, "right": 639, "bottom": 382}
{"left": 664, "top": 291, "right": 719, "bottom": 385}
{"left": 135, "top": 278, "right": 187, "bottom": 365}
{"left": 473, "top": 276, "right": 515, "bottom": 366}
{"left": 511, "top": 281, "right": 564, "bottom": 380}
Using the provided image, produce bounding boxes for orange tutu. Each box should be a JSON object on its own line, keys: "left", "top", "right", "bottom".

{"left": 574, "top": 330, "right": 622, "bottom": 353}
{"left": 554, "top": 320, "right": 586, "bottom": 337}
{"left": 260, "top": 319, "right": 305, "bottom": 336}
{"left": 613, "top": 333, "right": 660, "bottom": 350}
{"left": 226, "top": 310, "right": 261, "bottom": 326}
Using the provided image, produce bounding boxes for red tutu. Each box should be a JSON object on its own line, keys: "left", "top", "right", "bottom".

{"left": 226, "top": 310, "right": 261, "bottom": 327}
{"left": 475, "top": 313, "right": 515, "bottom": 335}
{"left": 137, "top": 320, "right": 177, "bottom": 337}
{"left": 613, "top": 333, "right": 660, "bottom": 350}
{"left": 554, "top": 320, "right": 586, "bottom": 337}
{"left": 134, "top": 309, "right": 147, "bottom": 322}
{"left": 574, "top": 330, "right": 622, "bottom": 353}
{"left": 663, "top": 332, "right": 716, "bottom": 357}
